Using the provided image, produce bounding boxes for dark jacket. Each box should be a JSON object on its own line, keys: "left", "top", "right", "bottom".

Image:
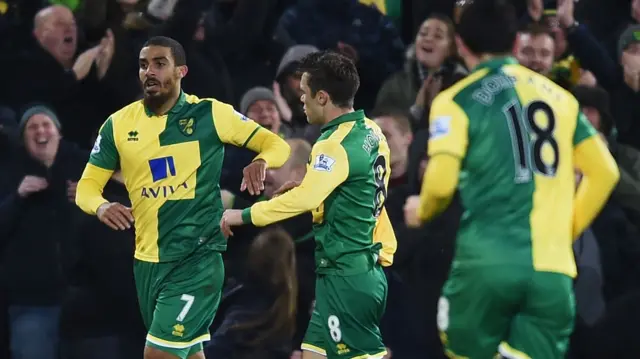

{"left": 60, "top": 180, "right": 145, "bottom": 341}
{"left": 0, "top": 141, "right": 88, "bottom": 305}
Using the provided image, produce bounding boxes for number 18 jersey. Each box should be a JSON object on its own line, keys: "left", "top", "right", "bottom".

{"left": 428, "top": 57, "right": 597, "bottom": 278}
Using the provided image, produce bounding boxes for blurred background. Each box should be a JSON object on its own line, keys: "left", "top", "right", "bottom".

{"left": 1, "top": 0, "right": 640, "bottom": 358}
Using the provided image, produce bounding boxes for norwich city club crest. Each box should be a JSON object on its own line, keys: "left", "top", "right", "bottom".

{"left": 178, "top": 118, "right": 195, "bottom": 136}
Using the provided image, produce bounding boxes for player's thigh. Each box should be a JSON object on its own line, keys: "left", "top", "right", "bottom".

{"left": 134, "top": 259, "right": 158, "bottom": 330}
{"left": 147, "top": 251, "right": 224, "bottom": 358}
{"left": 302, "top": 305, "right": 328, "bottom": 357}
{"left": 439, "top": 266, "right": 526, "bottom": 359}
{"left": 310, "top": 266, "right": 388, "bottom": 359}
{"left": 501, "top": 271, "right": 575, "bottom": 359}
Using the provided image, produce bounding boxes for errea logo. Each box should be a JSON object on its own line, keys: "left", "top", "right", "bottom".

{"left": 128, "top": 130, "right": 139, "bottom": 142}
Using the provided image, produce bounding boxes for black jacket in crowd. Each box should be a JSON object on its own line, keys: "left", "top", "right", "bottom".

{"left": 0, "top": 141, "right": 88, "bottom": 305}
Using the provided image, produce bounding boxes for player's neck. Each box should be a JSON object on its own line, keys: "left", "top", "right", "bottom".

{"left": 323, "top": 107, "right": 355, "bottom": 126}
{"left": 464, "top": 53, "right": 511, "bottom": 70}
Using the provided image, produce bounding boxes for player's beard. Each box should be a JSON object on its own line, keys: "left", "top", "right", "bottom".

{"left": 143, "top": 78, "right": 175, "bottom": 114}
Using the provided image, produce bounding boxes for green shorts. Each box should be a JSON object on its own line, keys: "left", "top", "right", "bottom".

{"left": 438, "top": 266, "right": 575, "bottom": 359}
{"left": 302, "top": 265, "right": 388, "bottom": 359}
{"left": 134, "top": 250, "right": 224, "bottom": 359}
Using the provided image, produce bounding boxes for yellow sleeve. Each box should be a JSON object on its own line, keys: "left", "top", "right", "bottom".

{"left": 427, "top": 94, "right": 470, "bottom": 158}
{"left": 573, "top": 135, "right": 620, "bottom": 239}
{"left": 76, "top": 163, "right": 113, "bottom": 215}
{"left": 374, "top": 207, "right": 397, "bottom": 267}
{"left": 211, "top": 100, "right": 290, "bottom": 168}
{"left": 417, "top": 155, "right": 461, "bottom": 222}
{"left": 242, "top": 140, "right": 349, "bottom": 227}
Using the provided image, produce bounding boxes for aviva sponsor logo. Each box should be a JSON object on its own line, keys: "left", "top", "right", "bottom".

{"left": 143, "top": 156, "right": 188, "bottom": 198}
{"left": 141, "top": 182, "right": 188, "bottom": 199}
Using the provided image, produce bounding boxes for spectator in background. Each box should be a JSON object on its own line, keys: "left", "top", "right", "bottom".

{"left": 573, "top": 85, "right": 640, "bottom": 223}
{"left": 240, "top": 87, "right": 284, "bottom": 137}
{"left": 516, "top": 23, "right": 556, "bottom": 76}
{"left": 273, "top": 44, "right": 320, "bottom": 142}
{"left": 277, "top": 0, "right": 405, "bottom": 111}
{"left": 206, "top": 229, "right": 298, "bottom": 359}
{"left": 221, "top": 139, "right": 316, "bottom": 351}
{"left": 553, "top": 0, "right": 640, "bottom": 149}
{"left": 221, "top": 86, "right": 287, "bottom": 200}
{"left": 373, "top": 110, "right": 412, "bottom": 188}
{"left": 0, "top": 5, "right": 135, "bottom": 149}
{"left": 0, "top": 105, "right": 88, "bottom": 359}
{"left": 60, "top": 170, "right": 146, "bottom": 359}
{"left": 376, "top": 13, "right": 466, "bottom": 130}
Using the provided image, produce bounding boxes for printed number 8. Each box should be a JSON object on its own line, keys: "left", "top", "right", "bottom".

{"left": 372, "top": 155, "right": 387, "bottom": 218}
{"left": 328, "top": 315, "right": 342, "bottom": 342}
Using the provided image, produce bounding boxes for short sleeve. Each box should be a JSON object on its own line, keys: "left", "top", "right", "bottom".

{"left": 427, "top": 94, "right": 470, "bottom": 159}
{"left": 573, "top": 111, "right": 597, "bottom": 146}
{"left": 88, "top": 117, "right": 119, "bottom": 171}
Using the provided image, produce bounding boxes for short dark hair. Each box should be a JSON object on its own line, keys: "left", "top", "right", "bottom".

{"left": 143, "top": 36, "right": 187, "bottom": 66}
{"left": 521, "top": 22, "right": 554, "bottom": 39}
{"left": 457, "top": 0, "right": 518, "bottom": 55}
{"left": 297, "top": 50, "right": 360, "bottom": 108}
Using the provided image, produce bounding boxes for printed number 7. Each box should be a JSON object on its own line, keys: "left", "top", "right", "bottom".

{"left": 176, "top": 294, "right": 195, "bottom": 322}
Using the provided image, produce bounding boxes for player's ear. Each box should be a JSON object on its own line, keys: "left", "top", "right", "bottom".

{"left": 177, "top": 65, "right": 188, "bottom": 78}
{"left": 317, "top": 90, "right": 328, "bottom": 106}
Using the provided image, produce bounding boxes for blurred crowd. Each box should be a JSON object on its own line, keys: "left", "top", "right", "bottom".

{"left": 1, "top": 0, "right": 640, "bottom": 358}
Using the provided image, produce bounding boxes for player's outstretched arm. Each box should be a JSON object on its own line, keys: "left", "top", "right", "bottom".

{"left": 211, "top": 100, "right": 291, "bottom": 169}
{"left": 222, "top": 141, "right": 348, "bottom": 233}
{"left": 573, "top": 135, "right": 620, "bottom": 239}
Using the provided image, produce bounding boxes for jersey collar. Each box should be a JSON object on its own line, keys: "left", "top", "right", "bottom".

{"left": 144, "top": 90, "right": 187, "bottom": 117}
{"left": 321, "top": 109, "right": 364, "bottom": 132}
{"left": 472, "top": 56, "right": 518, "bottom": 72}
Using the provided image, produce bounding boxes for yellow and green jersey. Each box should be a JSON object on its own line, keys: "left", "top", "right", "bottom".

{"left": 82, "top": 91, "right": 289, "bottom": 263}
{"left": 428, "top": 57, "right": 596, "bottom": 278}
{"left": 242, "top": 110, "right": 398, "bottom": 276}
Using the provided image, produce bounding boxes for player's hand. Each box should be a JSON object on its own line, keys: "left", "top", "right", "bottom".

{"left": 272, "top": 180, "right": 301, "bottom": 197}
{"left": 66, "top": 180, "right": 78, "bottom": 203}
{"left": 403, "top": 195, "right": 423, "bottom": 228}
{"left": 220, "top": 209, "right": 243, "bottom": 238}
{"left": 241, "top": 159, "right": 267, "bottom": 196}
{"left": 97, "top": 202, "right": 134, "bottom": 231}
{"left": 17, "top": 175, "right": 48, "bottom": 198}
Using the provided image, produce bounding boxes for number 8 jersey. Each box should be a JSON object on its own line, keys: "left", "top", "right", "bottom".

{"left": 244, "top": 110, "right": 398, "bottom": 276}
{"left": 428, "top": 57, "right": 597, "bottom": 278}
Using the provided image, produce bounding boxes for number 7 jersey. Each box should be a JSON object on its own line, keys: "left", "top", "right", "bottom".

{"left": 428, "top": 57, "right": 597, "bottom": 278}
